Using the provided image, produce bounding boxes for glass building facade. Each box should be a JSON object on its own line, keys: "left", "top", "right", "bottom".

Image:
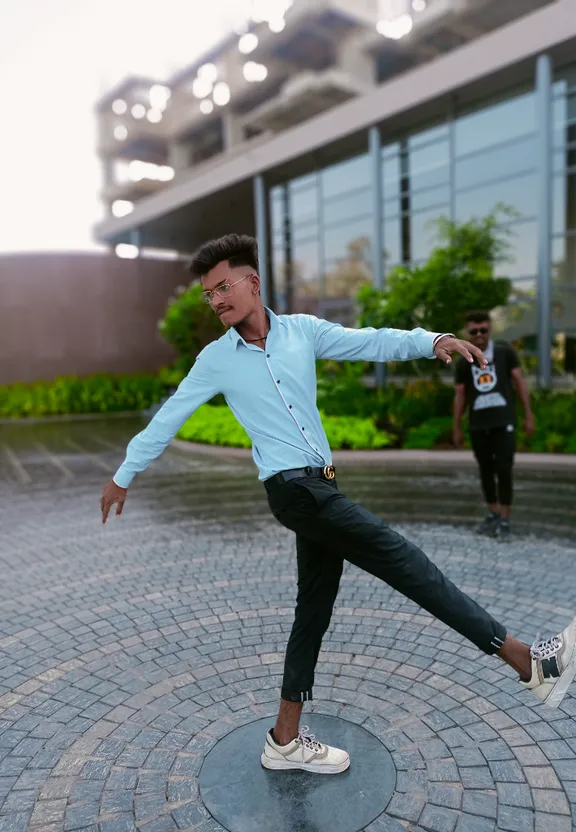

{"left": 269, "top": 62, "right": 576, "bottom": 382}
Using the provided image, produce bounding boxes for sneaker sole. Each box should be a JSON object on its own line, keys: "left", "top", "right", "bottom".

{"left": 544, "top": 619, "right": 576, "bottom": 709}
{"left": 261, "top": 753, "right": 350, "bottom": 775}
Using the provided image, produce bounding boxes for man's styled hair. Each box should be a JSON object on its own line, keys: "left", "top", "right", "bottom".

{"left": 465, "top": 310, "right": 491, "bottom": 325}
{"left": 189, "top": 234, "right": 259, "bottom": 279}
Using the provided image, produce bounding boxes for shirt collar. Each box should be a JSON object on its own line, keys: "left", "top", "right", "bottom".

{"left": 228, "top": 307, "right": 282, "bottom": 349}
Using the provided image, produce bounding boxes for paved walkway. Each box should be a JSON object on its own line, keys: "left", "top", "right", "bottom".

{"left": 0, "top": 418, "right": 575, "bottom": 832}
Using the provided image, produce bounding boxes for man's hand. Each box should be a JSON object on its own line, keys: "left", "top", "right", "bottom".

{"left": 435, "top": 336, "right": 487, "bottom": 368}
{"left": 523, "top": 413, "right": 536, "bottom": 436}
{"left": 453, "top": 426, "right": 465, "bottom": 449}
{"left": 101, "top": 480, "right": 128, "bottom": 524}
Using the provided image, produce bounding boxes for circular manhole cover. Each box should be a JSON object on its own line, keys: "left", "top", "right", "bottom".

{"left": 199, "top": 715, "right": 396, "bottom": 832}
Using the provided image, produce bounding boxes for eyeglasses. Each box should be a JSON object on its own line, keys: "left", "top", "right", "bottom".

{"left": 201, "top": 274, "right": 254, "bottom": 305}
{"left": 468, "top": 327, "right": 489, "bottom": 336}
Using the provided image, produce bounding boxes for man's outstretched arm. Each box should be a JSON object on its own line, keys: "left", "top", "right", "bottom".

{"left": 101, "top": 350, "right": 219, "bottom": 523}
{"left": 306, "top": 317, "right": 486, "bottom": 367}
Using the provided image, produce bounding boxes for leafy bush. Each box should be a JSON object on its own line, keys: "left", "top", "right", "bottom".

{"left": 177, "top": 406, "right": 393, "bottom": 450}
{"left": 158, "top": 282, "right": 225, "bottom": 374}
{"left": 0, "top": 374, "right": 168, "bottom": 419}
{"left": 403, "top": 417, "right": 454, "bottom": 450}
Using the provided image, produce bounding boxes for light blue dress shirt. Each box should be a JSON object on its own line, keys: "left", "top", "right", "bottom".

{"left": 113, "top": 311, "right": 444, "bottom": 488}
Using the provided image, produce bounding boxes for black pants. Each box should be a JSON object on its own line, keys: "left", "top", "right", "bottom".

{"left": 470, "top": 426, "right": 516, "bottom": 506}
{"left": 266, "top": 476, "right": 507, "bottom": 703}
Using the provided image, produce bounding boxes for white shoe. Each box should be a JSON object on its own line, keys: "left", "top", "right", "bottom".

{"left": 261, "top": 725, "right": 350, "bottom": 775}
{"left": 521, "top": 616, "right": 576, "bottom": 709}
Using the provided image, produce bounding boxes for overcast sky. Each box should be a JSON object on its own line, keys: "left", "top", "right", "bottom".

{"left": 0, "top": 0, "right": 239, "bottom": 253}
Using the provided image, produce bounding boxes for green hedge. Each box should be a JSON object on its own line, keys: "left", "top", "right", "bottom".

{"left": 0, "top": 374, "right": 168, "bottom": 419}
{"left": 177, "top": 406, "right": 394, "bottom": 450}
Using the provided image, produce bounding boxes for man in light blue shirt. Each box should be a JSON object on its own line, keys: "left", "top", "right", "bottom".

{"left": 101, "top": 234, "right": 576, "bottom": 776}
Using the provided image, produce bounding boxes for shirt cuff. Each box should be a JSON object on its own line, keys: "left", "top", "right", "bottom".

{"left": 113, "top": 469, "right": 133, "bottom": 489}
{"left": 433, "top": 333, "right": 454, "bottom": 351}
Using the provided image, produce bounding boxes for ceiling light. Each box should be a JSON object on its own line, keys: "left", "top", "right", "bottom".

{"left": 116, "top": 244, "right": 139, "bottom": 259}
{"left": 131, "top": 103, "right": 146, "bottom": 119}
{"left": 158, "top": 166, "right": 175, "bottom": 181}
{"left": 243, "top": 61, "right": 268, "bottom": 83}
{"left": 128, "top": 160, "right": 147, "bottom": 181}
{"left": 192, "top": 76, "right": 213, "bottom": 99}
{"left": 112, "top": 99, "right": 127, "bottom": 115}
{"left": 268, "top": 18, "right": 285, "bottom": 32}
{"left": 149, "top": 84, "right": 171, "bottom": 110}
{"left": 114, "top": 125, "right": 128, "bottom": 141}
{"left": 213, "top": 82, "right": 231, "bottom": 106}
{"left": 112, "top": 200, "right": 134, "bottom": 218}
{"left": 238, "top": 33, "right": 258, "bottom": 54}
{"left": 198, "top": 63, "right": 218, "bottom": 82}
{"left": 146, "top": 109, "right": 162, "bottom": 123}
{"left": 412, "top": 0, "right": 426, "bottom": 9}
{"left": 200, "top": 99, "right": 214, "bottom": 114}
{"left": 376, "top": 14, "right": 413, "bottom": 39}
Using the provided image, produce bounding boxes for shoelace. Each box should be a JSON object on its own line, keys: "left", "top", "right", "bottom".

{"left": 297, "top": 726, "right": 323, "bottom": 753}
{"left": 530, "top": 634, "right": 562, "bottom": 661}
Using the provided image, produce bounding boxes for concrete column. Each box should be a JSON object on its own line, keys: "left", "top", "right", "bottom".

{"left": 168, "top": 142, "right": 190, "bottom": 173}
{"left": 369, "top": 126, "right": 386, "bottom": 387}
{"left": 337, "top": 33, "right": 376, "bottom": 87}
{"left": 222, "top": 112, "right": 244, "bottom": 150}
{"left": 253, "top": 174, "right": 270, "bottom": 307}
{"left": 536, "top": 54, "right": 553, "bottom": 389}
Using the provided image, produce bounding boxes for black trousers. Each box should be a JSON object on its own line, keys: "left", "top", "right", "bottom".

{"left": 266, "top": 476, "right": 507, "bottom": 703}
{"left": 470, "top": 426, "right": 516, "bottom": 506}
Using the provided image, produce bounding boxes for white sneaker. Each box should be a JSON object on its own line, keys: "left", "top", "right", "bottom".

{"left": 521, "top": 616, "right": 576, "bottom": 709}
{"left": 261, "top": 726, "right": 350, "bottom": 775}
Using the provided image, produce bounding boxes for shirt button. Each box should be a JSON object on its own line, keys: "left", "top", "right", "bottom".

{"left": 266, "top": 354, "right": 270, "bottom": 358}
{"left": 276, "top": 379, "right": 280, "bottom": 384}
{"left": 289, "top": 405, "right": 293, "bottom": 409}
{"left": 302, "top": 427, "right": 305, "bottom": 431}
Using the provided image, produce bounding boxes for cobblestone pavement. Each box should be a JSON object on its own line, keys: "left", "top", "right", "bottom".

{"left": 0, "top": 418, "right": 575, "bottom": 832}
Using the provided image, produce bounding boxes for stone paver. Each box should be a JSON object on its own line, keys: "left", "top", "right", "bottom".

{"left": 0, "top": 418, "right": 575, "bottom": 831}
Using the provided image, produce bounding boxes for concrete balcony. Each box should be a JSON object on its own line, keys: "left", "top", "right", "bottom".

{"left": 246, "top": 68, "right": 370, "bottom": 132}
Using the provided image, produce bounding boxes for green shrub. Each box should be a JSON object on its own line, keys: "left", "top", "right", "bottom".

{"left": 403, "top": 416, "right": 454, "bottom": 450}
{"left": 0, "top": 374, "right": 168, "bottom": 419}
{"left": 158, "top": 283, "right": 225, "bottom": 374}
{"left": 177, "top": 406, "right": 393, "bottom": 450}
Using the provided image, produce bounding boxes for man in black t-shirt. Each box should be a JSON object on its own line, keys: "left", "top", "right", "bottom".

{"left": 453, "top": 311, "right": 535, "bottom": 539}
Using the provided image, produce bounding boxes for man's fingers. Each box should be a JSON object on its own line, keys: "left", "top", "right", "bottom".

{"left": 436, "top": 347, "right": 452, "bottom": 365}
{"left": 116, "top": 499, "right": 125, "bottom": 516}
{"left": 102, "top": 501, "right": 112, "bottom": 524}
{"left": 468, "top": 344, "right": 487, "bottom": 366}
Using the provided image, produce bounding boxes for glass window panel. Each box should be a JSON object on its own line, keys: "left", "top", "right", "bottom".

{"left": 553, "top": 235, "right": 576, "bottom": 286}
{"left": 272, "top": 244, "right": 288, "bottom": 314}
{"left": 410, "top": 206, "right": 449, "bottom": 262}
{"left": 269, "top": 187, "right": 284, "bottom": 234}
{"left": 289, "top": 172, "right": 317, "bottom": 192}
{"left": 323, "top": 216, "right": 372, "bottom": 261}
{"left": 322, "top": 187, "right": 371, "bottom": 225}
{"left": 382, "top": 152, "right": 401, "bottom": 201}
{"left": 289, "top": 185, "right": 317, "bottom": 227}
{"left": 321, "top": 153, "right": 370, "bottom": 200}
{"left": 553, "top": 172, "right": 576, "bottom": 235}
{"left": 323, "top": 237, "right": 373, "bottom": 301}
{"left": 383, "top": 216, "right": 402, "bottom": 267}
{"left": 455, "top": 135, "right": 536, "bottom": 191}
{"left": 495, "top": 299, "right": 537, "bottom": 342}
{"left": 408, "top": 122, "right": 450, "bottom": 148}
{"left": 292, "top": 237, "right": 320, "bottom": 290}
{"left": 407, "top": 141, "right": 450, "bottom": 190}
{"left": 553, "top": 90, "right": 576, "bottom": 148}
{"left": 410, "top": 185, "right": 451, "bottom": 213}
{"left": 455, "top": 91, "right": 535, "bottom": 157}
{"left": 494, "top": 220, "right": 538, "bottom": 279}
{"left": 455, "top": 172, "right": 538, "bottom": 222}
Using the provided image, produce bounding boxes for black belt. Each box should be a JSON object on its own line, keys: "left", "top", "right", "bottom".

{"left": 264, "top": 465, "right": 336, "bottom": 493}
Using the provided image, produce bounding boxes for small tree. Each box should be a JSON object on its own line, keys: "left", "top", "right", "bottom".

{"left": 158, "top": 283, "right": 225, "bottom": 375}
{"left": 357, "top": 209, "right": 513, "bottom": 339}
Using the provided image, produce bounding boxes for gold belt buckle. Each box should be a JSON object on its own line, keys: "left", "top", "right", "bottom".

{"left": 322, "top": 465, "right": 336, "bottom": 480}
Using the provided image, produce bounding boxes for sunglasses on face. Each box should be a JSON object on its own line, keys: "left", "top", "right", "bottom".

{"left": 201, "top": 274, "right": 254, "bottom": 305}
{"left": 468, "top": 327, "right": 489, "bottom": 336}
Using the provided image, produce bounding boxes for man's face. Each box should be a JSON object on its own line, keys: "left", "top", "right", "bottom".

{"left": 466, "top": 319, "right": 491, "bottom": 351}
{"left": 201, "top": 261, "right": 260, "bottom": 328}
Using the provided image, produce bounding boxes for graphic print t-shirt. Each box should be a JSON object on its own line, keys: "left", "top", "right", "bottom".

{"left": 455, "top": 341, "right": 520, "bottom": 430}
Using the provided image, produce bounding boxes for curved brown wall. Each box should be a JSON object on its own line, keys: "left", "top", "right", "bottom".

{"left": 0, "top": 252, "right": 188, "bottom": 384}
